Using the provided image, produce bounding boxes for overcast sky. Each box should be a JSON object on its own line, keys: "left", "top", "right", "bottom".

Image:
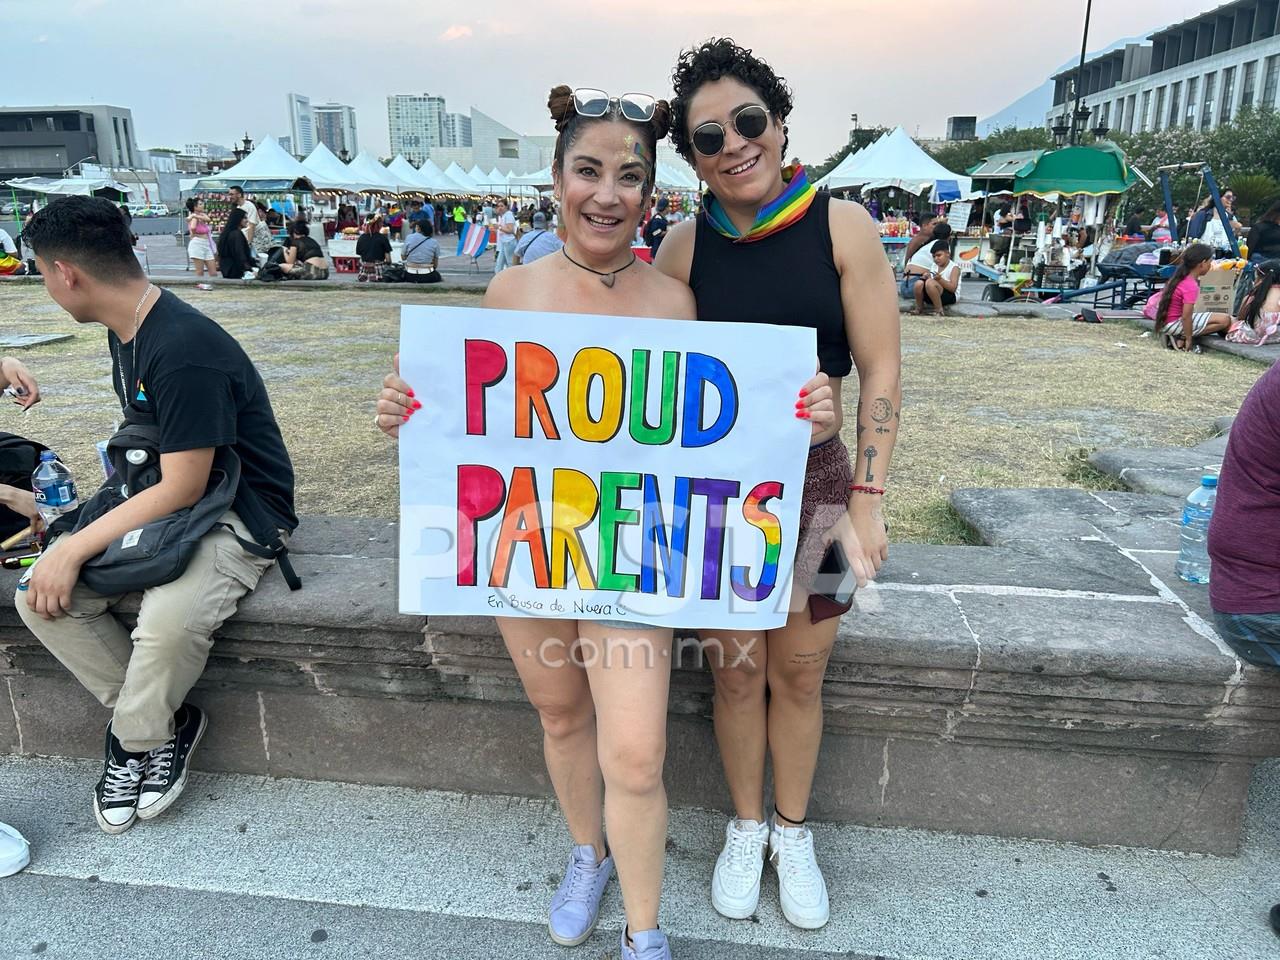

{"left": 12, "top": 0, "right": 1216, "bottom": 166}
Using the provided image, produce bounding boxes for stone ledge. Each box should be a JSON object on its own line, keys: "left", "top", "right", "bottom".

{"left": 1125, "top": 315, "right": 1280, "bottom": 366}
{"left": 1, "top": 504, "right": 1277, "bottom": 854}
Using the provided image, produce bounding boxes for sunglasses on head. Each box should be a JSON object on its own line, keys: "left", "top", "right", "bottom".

{"left": 572, "top": 88, "right": 657, "bottom": 123}
{"left": 691, "top": 104, "right": 770, "bottom": 157}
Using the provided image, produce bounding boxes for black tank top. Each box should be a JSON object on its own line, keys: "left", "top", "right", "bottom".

{"left": 689, "top": 191, "right": 852, "bottom": 377}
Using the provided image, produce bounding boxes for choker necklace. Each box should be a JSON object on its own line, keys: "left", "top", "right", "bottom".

{"left": 561, "top": 246, "right": 636, "bottom": 288}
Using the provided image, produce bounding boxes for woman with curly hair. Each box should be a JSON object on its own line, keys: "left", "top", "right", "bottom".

{"left": 375, "top": 82, "right": 836, "bottom": 960}
{"left": 655, "top": 37, "right": 902, "bottom": 930}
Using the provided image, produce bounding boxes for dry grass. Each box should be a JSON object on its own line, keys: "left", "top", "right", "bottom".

{"left": 0, "top": 287, "right": 1264, "bottom": 545}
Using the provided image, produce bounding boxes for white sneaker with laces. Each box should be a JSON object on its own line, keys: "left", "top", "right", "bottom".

{"left": 769, "top": 818, "right": 830, "bottom": 929}
{"left": 711, "top": 818, "right": 769, "bottom": 919}
{"left": 0, "top": 821, "right": 30, "bottom": 876}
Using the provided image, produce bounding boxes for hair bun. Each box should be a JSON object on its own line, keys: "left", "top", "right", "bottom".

{"left": 547, "top": 85, "right": 574, "bottom": 132}
{"left": 650, "top": 99, "right": 672, "bottom": 142}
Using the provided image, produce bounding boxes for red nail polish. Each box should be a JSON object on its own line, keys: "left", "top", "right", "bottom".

{"left": 798, "top": 389, "right": 808, "bottom": 398}
{"left": 413, "top": 400, "right": 422, "bottom": 410}
{"left": 796, "top": 410, "right": 810, "bottom": 419}
{"left": 402, "top": 414, "right": 411, "bottom": 422}
{"left": 406, "top": 388, "right": 415, "bottom": 398}
{"left": 794, "top": 400, "right": 805, "bottom": 408}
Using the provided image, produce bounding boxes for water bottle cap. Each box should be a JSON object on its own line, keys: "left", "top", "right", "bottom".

{"left": 1202, "top": 475, "right": 1218, "bottom": 488}
{"left": 38, "top": 450, "right": 55, "bottom": 461}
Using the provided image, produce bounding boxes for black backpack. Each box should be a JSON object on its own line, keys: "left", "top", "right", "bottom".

{"left": 50, "top": 411, "right": 300, "bottom": 595}
{"left": 0, "top": 432, "right": 48, "bottom": 539}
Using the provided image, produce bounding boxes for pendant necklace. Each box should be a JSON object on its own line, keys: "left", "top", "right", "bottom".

{"left": 117, "top": 283, "right": 156, "bottom": 408}
{"left": 561, "top": 246, "right": 636, "bottom": 288}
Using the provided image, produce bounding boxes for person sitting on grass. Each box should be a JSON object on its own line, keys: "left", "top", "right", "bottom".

{"left": 1143, "top": 242, "right": 1232, "bottom": 351}
{"left": 355, "top": 215, "right": 392, "bottom": 282}
{"left": 280, "top": 219, "right": 329, "bottom": 280}
{"left": 899, "top": 221, "right": 951, "bottom": 302}
{"left": 911, "top": 240, "right": 960, "bottom": 316}
{"left": 1227, "top": 258, "right": 1280, "bottom": 346}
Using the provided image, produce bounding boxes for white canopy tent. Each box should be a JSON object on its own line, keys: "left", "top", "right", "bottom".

{"left": 655, "top": 161, "right": 700, "bottom": 191}
{"left": 467, "top": 165, "right": 489, "bottom": 188}
{"left": 302, "top": 142, "right": 377, "bottom": 193}
{"left": 4, "top": 176, "right": 134, "bottom": 198}
{"left": 444, "top": 162, "right": 479, "bottom": 195}
{"left": 816, "top": 127, "right": 970, "bottom": 201}
{"left": 386, "top": 155, "right": 436, "bottom": 195}
{"left": 190, "top": 136, "right": 314, "bottom": 191}
{"left": 416, "top": 159, "right": 471, "bottom": 196}
{"left": 344, "top": 151, "right": 408, "bottom": 195}
{"left": 509, "top": 166, "right": 554, "bottom": 190}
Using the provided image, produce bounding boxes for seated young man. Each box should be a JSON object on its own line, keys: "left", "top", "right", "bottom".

{"left": 18, "top": 196, "right": 298, "bottom": 835}
{"left": 899, "top": 221, "right": 951, "bottom": 300}
{"left": 912, "top": 240, "right": 960, "bottom": 315}
{"left": 1209, "top": 361, "right": 1280, "bottom": 668}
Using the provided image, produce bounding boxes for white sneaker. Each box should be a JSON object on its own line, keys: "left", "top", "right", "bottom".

{"left": 0, "top": 821, "right": 30, "bottom": 877}
{"left": 711, "top": 818, "right": 769, "bottom": 919}
{"left": 769, "top": 819, "right": 830, "bottom": 929}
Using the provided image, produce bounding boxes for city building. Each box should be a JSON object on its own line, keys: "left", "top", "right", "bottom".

{"left": 442, "top": 112, "right": 472, "bottom": 149}
{"left": 388, "top": 93, "right": 448, "bottom": 164}
{"left": 946, "top": 116, "right": 978, "bottom": 141}
{"left": 287, "top": 92, "right": 315, "bottom": 157}
{"left": 1047, "top": 0, "right": 1280, "bottom": 134}
{"left": 313, "top": 102, "right": 358, "bottom": 157}
{"left": 0, "top": 104, "right": 140, "bottom": 179}
{"left": 430, "top": 108, "right": 550, "bottom": 174}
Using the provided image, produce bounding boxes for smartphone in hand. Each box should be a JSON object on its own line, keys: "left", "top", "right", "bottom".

{"left": 814, "top": 540, "right": 857, "bottom": 607}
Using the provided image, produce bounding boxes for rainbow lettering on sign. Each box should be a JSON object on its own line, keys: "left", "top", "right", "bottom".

{"left": 456, "top": 339, "right": 784, "bottom": 604}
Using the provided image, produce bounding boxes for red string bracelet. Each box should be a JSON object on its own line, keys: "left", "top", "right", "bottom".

{"left": 849, "top": 484, "right": 886, "bottom": 496}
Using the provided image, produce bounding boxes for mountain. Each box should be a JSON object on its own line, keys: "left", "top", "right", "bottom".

{"left": 978, "top": 36, "right": 1144, "bottom": 134}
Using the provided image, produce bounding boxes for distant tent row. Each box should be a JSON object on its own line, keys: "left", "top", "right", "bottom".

{"left": 816, "top": 126, "right": 973, "bottom": 203}
{"left": 186, "top": 136, "right": 548, "bottom": 198}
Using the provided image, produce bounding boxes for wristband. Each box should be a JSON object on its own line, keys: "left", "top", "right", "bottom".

{"left": 849, "top": 484, "right": 885, "bottom": 496}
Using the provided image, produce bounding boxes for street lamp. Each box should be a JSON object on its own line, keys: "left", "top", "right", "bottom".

{"left": 233, "top": 132, "right": 254, "bottom": 162}
{"left": 63, "top": 154, "right": 97, "bottom": 178}
{"left": 338, "top": 148, "right": 350, "bottom": 163}
{"left": 848, "top": 113, "right": 859, "bottom": 146}
{"left": 1068, "top": 0, "right": 1095, "bottom": 145}
{"left": 1051, "top": 116, "right": 1070, "bottom": 147}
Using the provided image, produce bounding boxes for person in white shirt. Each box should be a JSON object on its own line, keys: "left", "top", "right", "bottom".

{"left": 228, "top": 186, "right": 259, "bottom": 251}
{"left": 912, "top": 240, "right": 960, "bottom": 315}
{"left": 0, "top": 229, "right": 17, "bottom": 257}
{"left": 493, "top": 199, "right": 518, "bottom": 273}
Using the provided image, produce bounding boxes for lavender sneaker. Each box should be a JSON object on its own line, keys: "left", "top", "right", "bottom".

{"left": 548, "top": 844, "right": 613, "bottom": 946}
{"left": 620, "top": 927, "right": 672, "bottom": 960}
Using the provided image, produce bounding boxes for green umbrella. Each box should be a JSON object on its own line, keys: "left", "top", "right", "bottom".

{"left": 1013, "top": 142, "right": 1137, "bottom": 198}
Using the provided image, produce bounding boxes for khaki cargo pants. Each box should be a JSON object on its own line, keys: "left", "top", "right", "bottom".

{"left": 15, "top": 510, "right": 278, "bottom": 752}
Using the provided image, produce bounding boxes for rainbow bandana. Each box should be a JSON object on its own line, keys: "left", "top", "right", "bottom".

{"left": 703, "top": 163, "right": 816, "bottom": 243}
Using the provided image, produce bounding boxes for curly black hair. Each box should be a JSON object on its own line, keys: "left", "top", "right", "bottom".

{"left": 669, "top": 38, "right": 793, "bottom": 164}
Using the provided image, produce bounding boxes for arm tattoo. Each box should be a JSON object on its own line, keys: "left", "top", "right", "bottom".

{"left": 863, "top": 445, "right": 878, "bottom": 482}
{"left": 870, "top": 397, "right": 894, "bottom": 423}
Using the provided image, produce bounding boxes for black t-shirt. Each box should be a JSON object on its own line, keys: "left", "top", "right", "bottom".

{"left": 644, "top": 214, "right": 668, "bottom": 253}
{"left": 356, "top": 232, "right": 392, "bottom": 262}
{"left": 289, "top": 235, "right": 324, "bottom": 261}
{"left": 1247, "top": 220, "right": 1280, "bottom": 259}
{"left": 110, "top": 289, "right": 297, "bottom": 532}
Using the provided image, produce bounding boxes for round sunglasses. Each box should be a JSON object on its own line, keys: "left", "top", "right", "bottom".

{"left": 691, "top": 104, "right": 770, "bottom": 157}
{"left": 573, "top": 88, "right": 657, "bottom": 123}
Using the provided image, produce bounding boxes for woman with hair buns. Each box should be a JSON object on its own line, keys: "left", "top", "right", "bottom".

{"left": 655, "top": 38, "right": 902, "bottom": 931}
{"left": 375, "top": 84, "right": 835, "bottom": 960}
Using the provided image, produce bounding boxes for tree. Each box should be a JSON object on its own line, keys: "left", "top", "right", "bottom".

{"left": 925, "top": 126, "right": 1054, "bottom": 176}
{"left": 1226, "top": 173, "right": 1279, "bottom": 223}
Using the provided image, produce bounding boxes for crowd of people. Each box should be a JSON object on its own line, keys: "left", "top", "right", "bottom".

{"left": 0, "top": 34, "right": 1278, "bottom": 960}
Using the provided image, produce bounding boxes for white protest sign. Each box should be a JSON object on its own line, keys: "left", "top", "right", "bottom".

{"left": 398, "top": 306, "right": 815, "bottom": 629}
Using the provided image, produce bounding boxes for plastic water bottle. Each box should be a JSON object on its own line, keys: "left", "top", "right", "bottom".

{"left": 1175, "top": 475, "right": 1217, "bottom": 584}
{"left": 31, "top": 450, "right": 79, "bottom": 531}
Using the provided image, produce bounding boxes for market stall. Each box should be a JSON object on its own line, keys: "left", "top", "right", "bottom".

{"left": 186, "top": 137, "right": 313, "bottom": 242}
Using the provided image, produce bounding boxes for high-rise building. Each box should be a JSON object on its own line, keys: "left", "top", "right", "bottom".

{"left": 313, "top": 102, "right": 358, "bottom": 157}
{"left": 287, "top": 92, "right": 315, "bottom": 157}
{"left": 443, "top": 112, "right": 472, "bottom": 148}
{"left": 388, "top": 93, "right": 447, "bottom": 164}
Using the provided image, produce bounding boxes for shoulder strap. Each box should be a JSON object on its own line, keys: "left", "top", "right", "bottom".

{"left": 227, "top": 482, "right": 301, "bottom": 590}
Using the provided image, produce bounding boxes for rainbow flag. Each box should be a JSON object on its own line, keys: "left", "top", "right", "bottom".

{"left": 457, "top": 222, "right": 489, "bottom": 258}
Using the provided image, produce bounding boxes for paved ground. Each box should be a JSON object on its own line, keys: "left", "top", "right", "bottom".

{"left": 0, "top": 754, "right": 1276, "bottom": 959}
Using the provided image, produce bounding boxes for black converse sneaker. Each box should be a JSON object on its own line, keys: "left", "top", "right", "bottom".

{"left": 94, "top": 726, "right": 148, "bottom": 835}
{"left": 136, "top": 703, "right": 207, "bottom": 821}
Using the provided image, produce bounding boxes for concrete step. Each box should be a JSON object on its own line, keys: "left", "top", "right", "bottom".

{"left": 1, "top": 755, "right": 1277, "bottom": 960}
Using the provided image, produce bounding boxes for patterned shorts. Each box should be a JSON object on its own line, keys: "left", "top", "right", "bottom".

{"left": 796, "top": 437, "right": 856, "bottom": 623}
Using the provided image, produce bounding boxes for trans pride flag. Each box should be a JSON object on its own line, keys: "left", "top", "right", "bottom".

{"left": 457, "top": 222, "right": 490, "bottom": 258}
